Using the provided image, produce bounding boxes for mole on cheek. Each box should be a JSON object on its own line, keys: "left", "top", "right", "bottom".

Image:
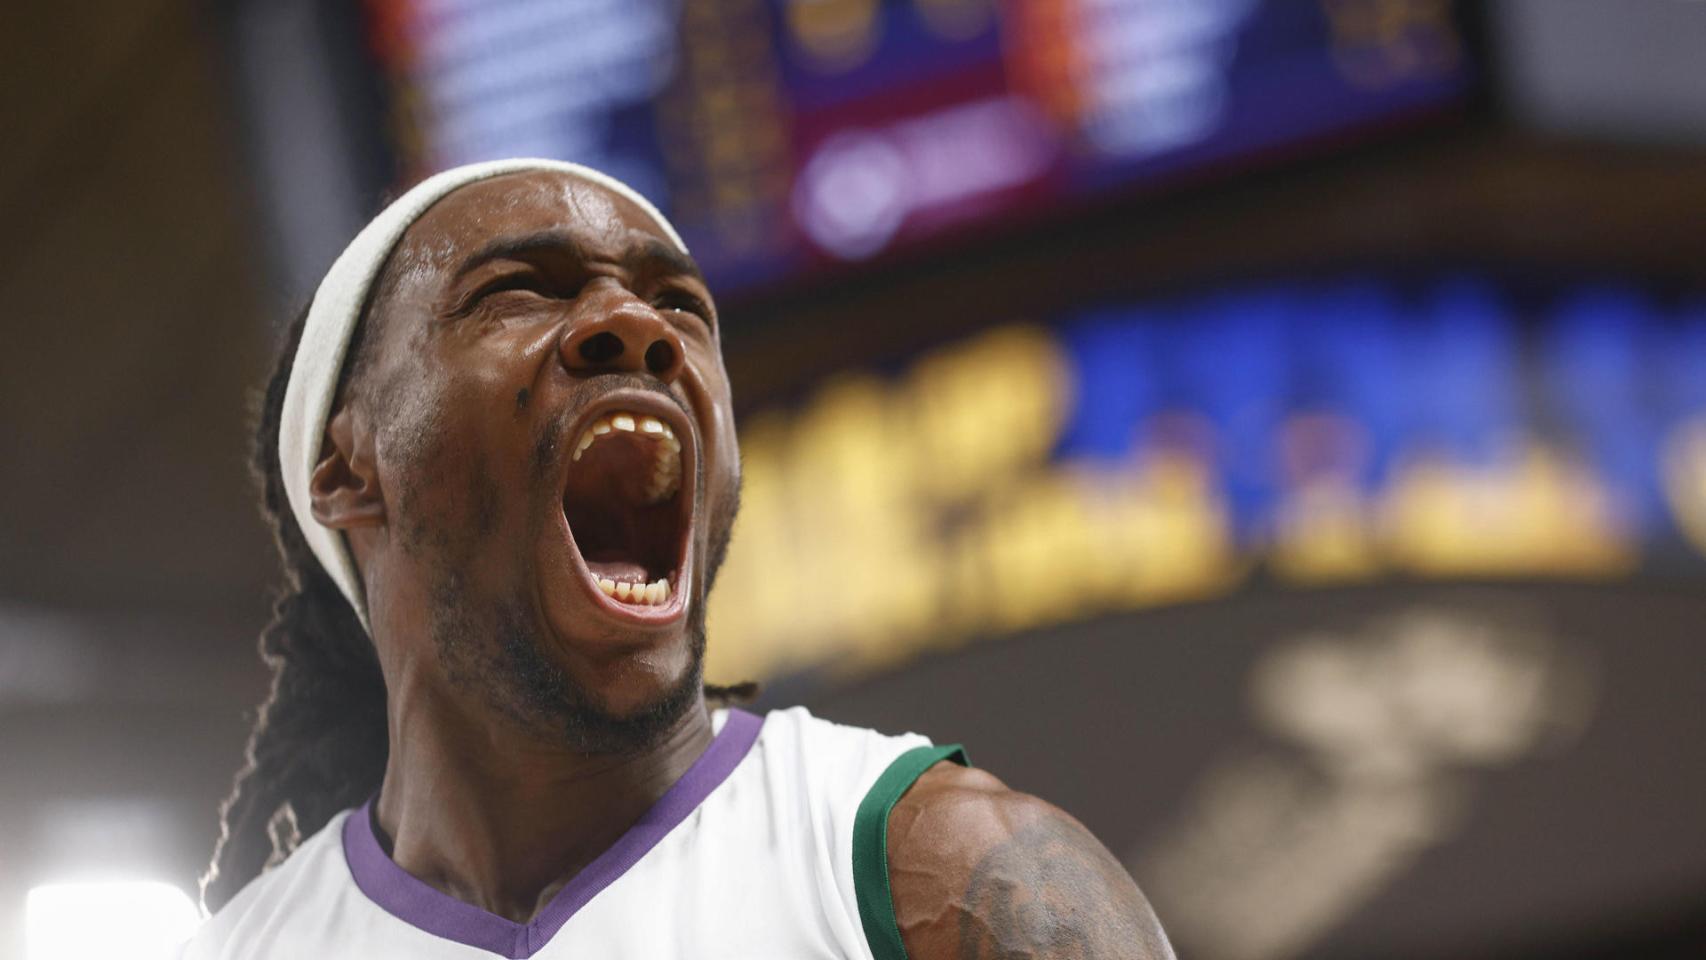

{"left": 515, "top": 387, "right": 530, "bottom": 410}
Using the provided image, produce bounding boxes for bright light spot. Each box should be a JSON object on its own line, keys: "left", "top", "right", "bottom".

{"left": 793, "top": 98, "right": 1055, "bottom": 260}
{"left": 26, "top": 881, "right": 200, "bottom": 960}
{"left": 793, "top": 128, "right": 909, "bottom": 259}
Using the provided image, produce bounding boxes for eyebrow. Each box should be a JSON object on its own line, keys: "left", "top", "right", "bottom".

{"left": 633, "top": 236, "right": 707, "bottom": 287}
{"left": 455, "top": 229, "right": 706, "bottom": 286}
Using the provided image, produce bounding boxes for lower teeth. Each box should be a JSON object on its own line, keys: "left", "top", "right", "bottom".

{"left": 597, "top": 576, "right": 673, "bottom": 606}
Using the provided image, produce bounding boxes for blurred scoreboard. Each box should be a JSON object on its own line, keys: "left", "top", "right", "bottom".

{"left": 703, "top": 276, "right": 1706, "bottom": 682}
{"left": 362, "top": 0, "right": 1471, "bottom": 289}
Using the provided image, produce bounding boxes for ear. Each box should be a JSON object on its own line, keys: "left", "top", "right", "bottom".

{"left": 309, "top": 404, "right": 386, "bottom": 530}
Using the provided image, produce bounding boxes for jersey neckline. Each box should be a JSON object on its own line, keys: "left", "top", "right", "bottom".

{"left": 341, "top": 707, "right": 764, "bottom": 958}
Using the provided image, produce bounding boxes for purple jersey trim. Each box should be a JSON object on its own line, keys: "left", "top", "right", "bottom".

{"left": 341, "top": 708, "right": 764, "bottom": 957}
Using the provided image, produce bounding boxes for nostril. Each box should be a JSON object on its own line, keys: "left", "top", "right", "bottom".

{"left": 644, "top": 340, "right": 676, "bottom": 375}
{"left": 579, "top": 331, "right": 624, "bottom": 364}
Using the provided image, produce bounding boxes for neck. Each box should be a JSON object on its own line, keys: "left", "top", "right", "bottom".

{"left": 374, "top": 682, "right": 715, "bottom": 923}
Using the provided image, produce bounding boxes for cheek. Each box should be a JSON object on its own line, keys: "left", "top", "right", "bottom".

{"left": 377, "top": 353, "right": 527, "bottom": 535}
{"left": 407, "top": 329, "right": 549, "bottom": 456}
{"left": 683, "top": 352, "right": 739, "bottom": 499}
{"left": 375, "top": 375, "right": 453, "bottom": 480}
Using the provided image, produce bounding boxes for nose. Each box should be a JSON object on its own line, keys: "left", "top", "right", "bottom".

{"left": 560, "top": 287, "right": 687, "bottom": 383}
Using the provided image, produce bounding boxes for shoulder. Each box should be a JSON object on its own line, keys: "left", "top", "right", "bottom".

{"left": 754, "top": 706, "right": 933, "bottom": 793}
{"left": 759, "top": 705, "right": 928, "bottom": 753}
{"left": 885, "top": 762, "right": 1174, "bottom": 960}
{"left": 181, "top": 811, "right": 354, "bottom": 958}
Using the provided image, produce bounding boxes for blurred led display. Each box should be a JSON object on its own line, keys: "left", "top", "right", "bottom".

{"left": 703, "top": 277, "right": 1706, "bottom": 682}
{"left": 363, "top": 0, "right": 1470, "bottom": 289}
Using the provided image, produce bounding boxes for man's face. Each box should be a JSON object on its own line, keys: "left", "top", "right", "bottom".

{"left": 347, "top": 171, "right": 739, "bottom": 749}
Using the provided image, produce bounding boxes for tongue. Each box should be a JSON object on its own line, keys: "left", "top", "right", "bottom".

{"left": 584, "top": 558, "right": 652, "bottom": 583}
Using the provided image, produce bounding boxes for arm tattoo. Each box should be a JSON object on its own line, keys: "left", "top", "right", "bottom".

{"left": 956, "top": 815, "right": 1170, "bottom": 960}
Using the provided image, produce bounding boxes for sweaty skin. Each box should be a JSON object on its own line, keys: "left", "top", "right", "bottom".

{"left": 307, "top": 170, "right": 1171, "bottom": 955}
{"left": 310, "top": 170, "right": 737, "bottom": 920}
{"left": 889, "top": 764, "right": 1174, "bottom": 960}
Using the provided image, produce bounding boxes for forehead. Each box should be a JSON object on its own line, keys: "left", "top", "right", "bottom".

{"left": 391, "top": 170, "right": 676, "bottom": 276}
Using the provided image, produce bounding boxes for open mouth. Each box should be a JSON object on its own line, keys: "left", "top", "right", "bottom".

{"left": 561, "top": 406, "right": 689, "bottom": 612}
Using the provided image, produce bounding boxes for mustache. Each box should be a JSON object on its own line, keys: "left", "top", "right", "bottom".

{"left": 529, "top": 375, "right": 686, "bottom": 479}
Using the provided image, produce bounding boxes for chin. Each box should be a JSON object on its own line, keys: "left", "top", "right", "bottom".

{"left": 561, "top": 644, "right": 705, "bottom": 754}
{"left": 485, "top": 589, "right": 707, "bottom": 754}
{"left": 574, "top": 630, "right": 705, "bottom": 720}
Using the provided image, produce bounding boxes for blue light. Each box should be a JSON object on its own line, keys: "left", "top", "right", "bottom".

{"left": 1410, "top": 277, "right": 1519, "bottom": 465}
{"left": 1299, "top": 281, "right": 1407, "bottom": 490}
{"left": 1055, "top": 308, "right": 1160, "bottom": 462}
{"left": 1046, "top": 275, "right": 1705, "bottom": 551}
{"left": 1169, "top": 288, "right": 1294, "bottom": 538}
{"left": 1545, "top": 286, "right": 1663, "bottom": 529}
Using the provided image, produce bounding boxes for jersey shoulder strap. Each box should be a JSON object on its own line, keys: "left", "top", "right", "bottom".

{"left": 851, "top": 743, "right": 971, "bottom": 960}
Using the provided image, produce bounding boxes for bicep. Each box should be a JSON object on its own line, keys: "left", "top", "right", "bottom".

{"left": 886, "top": 764, "right": 1173, "bottom": 960}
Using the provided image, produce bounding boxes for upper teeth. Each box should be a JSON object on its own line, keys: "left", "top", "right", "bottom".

{"left": 572, "top": 410, "right": 683, "bottom": 503}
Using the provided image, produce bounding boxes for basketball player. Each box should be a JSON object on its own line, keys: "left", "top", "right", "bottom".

{"left": 183, "top": 160, "right": 1172, "bottom": 959}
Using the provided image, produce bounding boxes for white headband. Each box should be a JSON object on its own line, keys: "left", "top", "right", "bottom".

{"left": 279, "top": 158, "right": 689, "bottom": 632}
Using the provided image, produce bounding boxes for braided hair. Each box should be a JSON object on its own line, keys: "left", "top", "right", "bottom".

{"left": 200, "top": 303, "right": 389, "bottom": 912}
{"left": 203, "top": 291, "right": 755, "bottom": 912}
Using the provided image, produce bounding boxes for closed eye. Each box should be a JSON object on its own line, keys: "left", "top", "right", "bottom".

{"left": 474, "top": 272, "right": 551, "bottom": 300}
{"left": 654, "top": 290, "right": 715, "bottom": 327}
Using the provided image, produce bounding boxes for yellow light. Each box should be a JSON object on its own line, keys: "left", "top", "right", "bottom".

{"left": 25, "top": 880, "right": 200, "bottom": 960}
{"left": 785, "top": 0, "right": 880, "bottom": 73}
{"left": 1663, "top": 416, "right": 1706, "bottom": 555}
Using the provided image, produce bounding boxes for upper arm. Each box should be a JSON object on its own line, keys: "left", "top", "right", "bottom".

{"left": 883, "top": 762, "right": 1174, "bottom": 960}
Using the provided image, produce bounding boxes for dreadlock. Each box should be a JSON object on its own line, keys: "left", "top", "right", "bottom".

{"left": 203, "top": 285, "right": 756, "bottom": 913}
{"left": 200, "top": 303, "right": 389, "bottom": 912}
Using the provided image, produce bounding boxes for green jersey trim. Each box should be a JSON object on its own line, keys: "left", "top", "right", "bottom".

{"left": 852, "top": 743, "right": 971, "bottom": 960}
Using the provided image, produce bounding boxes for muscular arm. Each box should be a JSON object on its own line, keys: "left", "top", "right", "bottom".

{"left": 885, "top": 763, "right": 1174, "bottom": 960}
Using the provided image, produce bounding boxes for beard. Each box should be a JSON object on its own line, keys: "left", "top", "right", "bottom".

{"left": 387, "top": 373, "right": 742, "bottom": 756}
{"left": 419, "top": 562, "right": 705, "bottom": 755}
{"left": 415, "top": 479, "right": 739, "bottom": 756}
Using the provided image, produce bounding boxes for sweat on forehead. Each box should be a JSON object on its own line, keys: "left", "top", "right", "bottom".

{"left": 383, "top": 170, "right": 679, "bottom": 285}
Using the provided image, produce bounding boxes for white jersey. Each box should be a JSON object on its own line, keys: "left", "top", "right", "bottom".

{"left": 181, "top": 707, "right": 965, "bottom": 960}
